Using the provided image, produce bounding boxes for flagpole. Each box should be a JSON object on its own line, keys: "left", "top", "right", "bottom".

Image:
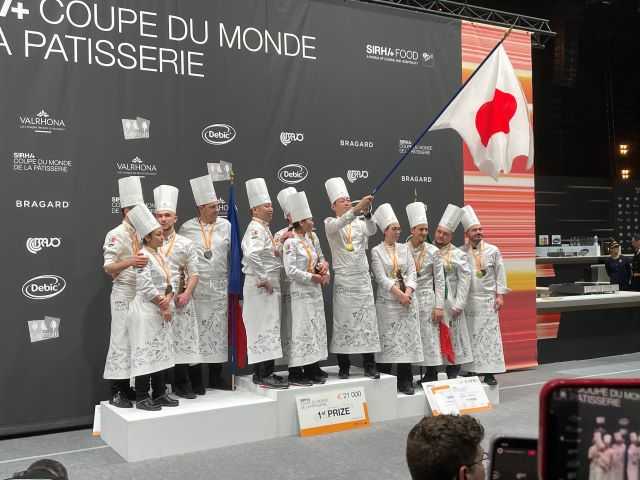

{"left": 371, "top": 24, "right": 516, "bottom": 195}
{"left": 229, "top": 170, "right": 237, "bottom": 392}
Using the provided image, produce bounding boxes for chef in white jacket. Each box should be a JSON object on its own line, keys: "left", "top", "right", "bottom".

{"left": 405, "top": 202, "right": 446, "bottom": 383}
{"left": 323, "top": 177, "right": 379, "bottom": 379}
{"left": 102, "top": 176, "right": 146, "bottom": 408}
{"left": 153, "top": 185, "right": 201, "bottom": 399}
{"left": 241, "top": 178, "right": 288, "bottom": 389}
{"left": 179, "top": 175, "right": 231, "bottom": 392}
{"left": 433, "top": 204, "right": 473, "bottom": 379}
{"left": 283, "top": 191, "right": 330, "bottom": 385}
{"left": 371, "top": 203, "right": 422, "bottom": 395}
{"left": 460, "top": 205, "right": 509, "bottom": 385}
{"left": 274, "top": 188, "right": 330, "bottom": 380}
{"left": 127, "top": 204, "right": 180, "bottom": 411}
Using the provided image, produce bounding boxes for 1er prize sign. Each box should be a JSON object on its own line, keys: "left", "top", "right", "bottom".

{"left": 295, "top": 386, "right": 370, "bottom": 437}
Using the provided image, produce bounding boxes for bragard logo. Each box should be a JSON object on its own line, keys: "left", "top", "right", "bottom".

{"left": 202, "top": 124, "right": 236, "bottom": 145}
{"left": 278, "top": 164, "right": 309, "bottom": 184}
{"left": 347, "top": 170, "right": 369, "bottom": 183}
{"left": 340, "top": 139, "right": 374, "bottom": 149}
{"left": 19, "top": 109, "right": 67, "bottom": 134}
{"left": 280, "top": 132, "right": 304, "bottom": 146}
{"left": 22, "top": 275, "right": 67, "bottom": 300}
{"left": 401, "top": 175, "right": 432, "bottom": 183}
{"left": 16, "top": 200, "right": 71, "bottom": 209}
{"left": 26, "top": 237, "right": 62, "bottom": 254}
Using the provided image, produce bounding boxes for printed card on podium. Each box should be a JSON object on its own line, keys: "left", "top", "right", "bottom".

{"left": 422, "top": 377, "right": 492, "bottom": 416}
{"left": 295, "top": 386, "right": 370, "bottom": 437}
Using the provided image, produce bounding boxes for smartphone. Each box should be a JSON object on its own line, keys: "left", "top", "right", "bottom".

{"left": 489, "top": 436, "right": 538, "bottom": 479}
{"left": 539, "top": 378, "right": 640, "bottom": 480}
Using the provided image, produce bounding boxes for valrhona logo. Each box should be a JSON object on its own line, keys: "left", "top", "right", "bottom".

{"left": 19, "top": 110, "right": 66, "bottom": 134}
{"left": 22, "top": 275, "right": 67, "bottom": 300}
{"left": 115, "top": 156, "right": 158, "bottom": 177}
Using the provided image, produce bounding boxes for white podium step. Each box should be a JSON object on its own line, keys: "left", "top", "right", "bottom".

{"left": 101, "top": 389, "right": 277, "bottom": 462}
{"left": 236, "top": 366, "right": 398, "bottom": 436}
{"left": 100, "top": 370, "right": 501, "bottom": 462}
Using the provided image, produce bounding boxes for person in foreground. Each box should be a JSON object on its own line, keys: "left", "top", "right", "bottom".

{"left": 406, "top": 414, "right": 486, "bottom": 480}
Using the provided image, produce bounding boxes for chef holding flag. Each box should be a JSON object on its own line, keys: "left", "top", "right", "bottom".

{"left": 324, "top": 177, "right": 380, "bottom": 379}
{"left": 405, "top": 202, "right": 446, "bottom": 383}
{"left": 102, "top": 176, "right": 146, "bottom": 408}
{"left": 153, "top": 185, "right": 201, "bottom": 399}
{"left": 179, "top": 175, "right": 230, "bottom": 392}
{"left": 460, "top": 205, "right": 509, "bottom": 386}
{"left": 433, "top": 204, "right": 473, "bottom": 379}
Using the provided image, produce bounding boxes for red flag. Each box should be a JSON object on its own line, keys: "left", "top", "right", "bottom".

{"left": 439, "top": 322, "right": 455, "bottom": 364}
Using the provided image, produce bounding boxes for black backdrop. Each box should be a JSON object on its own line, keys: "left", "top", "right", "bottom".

{"left": 0, "top": 0, "right": 462, "bottom": 435}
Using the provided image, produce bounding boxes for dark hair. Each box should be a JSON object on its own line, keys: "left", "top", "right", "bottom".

{"left": 12, "top": 459, "right": 68, "bottom": 479}
{"left": 633, "top": 233, "right": 640, "bottom": 242}
{"left": 406, "top": 415, "right": 484, "bottom": 480}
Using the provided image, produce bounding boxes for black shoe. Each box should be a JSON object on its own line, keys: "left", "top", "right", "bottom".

{"left": 288, "top": 374, "right": 313, "bottom": 387}
{"left": 174, "top": 386, "right": 196, "bottom": 399}
{"left": 192, "top": 385, "right": 206, "bottom": 395}
{"left": 398, "top": 381, "right": 415, "bottom": 396}
{"left": 109, "top": 392, "right": 133, "bottom": 408}
{"left": 463, "top": 371, "right": 476, "bottom": 377}
{"left": 259, "top": 374, "right": 289, "bottom": 389}
{"left": 364, "top": 365, "right": 380, "bottom": 379}
{"left": 315, "top": 366, "right": 329, "bottom": 379}
{"left": 136, "top": 397, "right": 161, "bottom": 411}
{"left": 154, "top": 393, "right": 179, "bottom": 407}
{"left": 210, "top": 376, "right": 232, "bottom": 391}
{"left": 125, "top": 387, "right": 137, "bottom": 402}
{"left": 338, "top": 368, "right": 350, "bottom": 379}
{"left": 307, "top": 374, "right": 327, "bottom": 385}
{"left": 483, "top": 374, "right": 498, "bottom": 386}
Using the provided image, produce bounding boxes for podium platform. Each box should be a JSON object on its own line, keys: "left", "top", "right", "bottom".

{"left": 101, "top": 368, "right": 500, "bottom": 462}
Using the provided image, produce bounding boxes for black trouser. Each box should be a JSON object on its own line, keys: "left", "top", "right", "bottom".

{"left": 208, "top": 363, "right": 224, "bottom": 387}
{"left": 253, "top": 360, "right": 275, "bottom": 379}
{"left": 174, "top": 364, "right": 203, "bottom": 391}
{"left": 376, "top": 363, "right": 413, "bottom": 382}
{"left": 422, "top": 366, "right": 438, "bottom": 381}
{"left": 446, "top": 364, "right": 462, "bottom": 379}
{"left": 110, "top": 379, "right": 131, "bottom": 395}
{"left": 337, "top": 353, "right": 375, "bottom": 370}
{"left": 135, "top": 371, "right": 165, "bottom": 401}
{"left": 289, "top": 363, "right": 317, "bottom": 378}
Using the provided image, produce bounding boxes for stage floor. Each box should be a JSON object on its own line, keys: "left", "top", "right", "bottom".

{"left": 2, "top": 353, "right": 640, "bottom": 479}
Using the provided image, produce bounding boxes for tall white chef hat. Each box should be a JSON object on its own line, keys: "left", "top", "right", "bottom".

{"left": 406, "top": 202, "right": 428, "bottom": 228}
{"left": 461, "top": 205, "right": 481, "bottom": 231}
{"left": 246, "top": 178, "right": 271, "bottom": 208}
{"left": 118, "top": 176, "right": 144, "bottom": 208}
{"left": 277, "top": 187, "right": 297, "bottom": 216}
{"left": 324, "top": 177, "right": 350, "bottom": 204}
{"left": 190, "top": 175, "right": 217, "bottom": 206}
{"left": 153, "top": 185, "right": 179, "bottom": 213}
{"left": 373, "top": 203, "right": 399, "bottom": 232}
{"left": 128, "top": 204, "right": 160, "bottom": 239}
{"left": 438, "top": 204, "right": 463, "bottom": 233}
{"left": 289, "top": 191, "right": 313, "bottom": 223}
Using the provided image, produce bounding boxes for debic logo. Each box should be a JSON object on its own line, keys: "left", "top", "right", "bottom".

{"left": 22, "top": 275, "right": 67, "bottom": 300}
{"left": 277, "top": 164, "right": 308, "bottom": 184}
{"left": 202, "top": 124, "right": 236, "bottom": 145}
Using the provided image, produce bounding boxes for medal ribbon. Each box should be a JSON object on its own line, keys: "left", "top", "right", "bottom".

{"left": 161, "top": 231, "right": 178, "bottom": 258}
{"left": 471, "top": 241, "right": 484, "bottom": 275}
{"left": 148, "top": 248, "right": 172, "bottom": 294}
{"left": 413, "top": 243, "right": 427, "bottom": 273}
{"left": 384, "top": 243, "right": 399, "bottom": 278}
{"left": 298, "top": 235, "right": 315, "bottom": 273}
{"left": 198, "top": 219, "right": 215, "bottom": 254}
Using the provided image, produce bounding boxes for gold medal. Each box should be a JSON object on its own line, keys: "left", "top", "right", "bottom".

{"left": 345, "top": 243, "right": 354, "bottom": 252}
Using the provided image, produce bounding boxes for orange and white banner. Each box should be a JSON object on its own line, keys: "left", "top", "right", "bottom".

{"left": 296, "top": 386, "right": 370, "bottom": 437}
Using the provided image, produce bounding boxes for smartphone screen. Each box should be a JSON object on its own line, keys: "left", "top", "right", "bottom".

{"left": 543, "top": 385, "right": 640, "bottom": 480}
{"left": 490, "top": 437, "right": 538, "bottom": 479}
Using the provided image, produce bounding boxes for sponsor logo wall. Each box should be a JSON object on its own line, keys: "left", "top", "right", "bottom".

{"left": 0, "top": 0, "right": 487, "bottom": 435}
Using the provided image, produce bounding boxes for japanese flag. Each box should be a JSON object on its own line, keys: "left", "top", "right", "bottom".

{"left": 431, "top": 45, "right": 534, "bottom": 179}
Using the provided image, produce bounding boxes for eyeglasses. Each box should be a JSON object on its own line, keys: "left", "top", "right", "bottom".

{"left": 466, "top": 451, "right": 489, "bottom": 469}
